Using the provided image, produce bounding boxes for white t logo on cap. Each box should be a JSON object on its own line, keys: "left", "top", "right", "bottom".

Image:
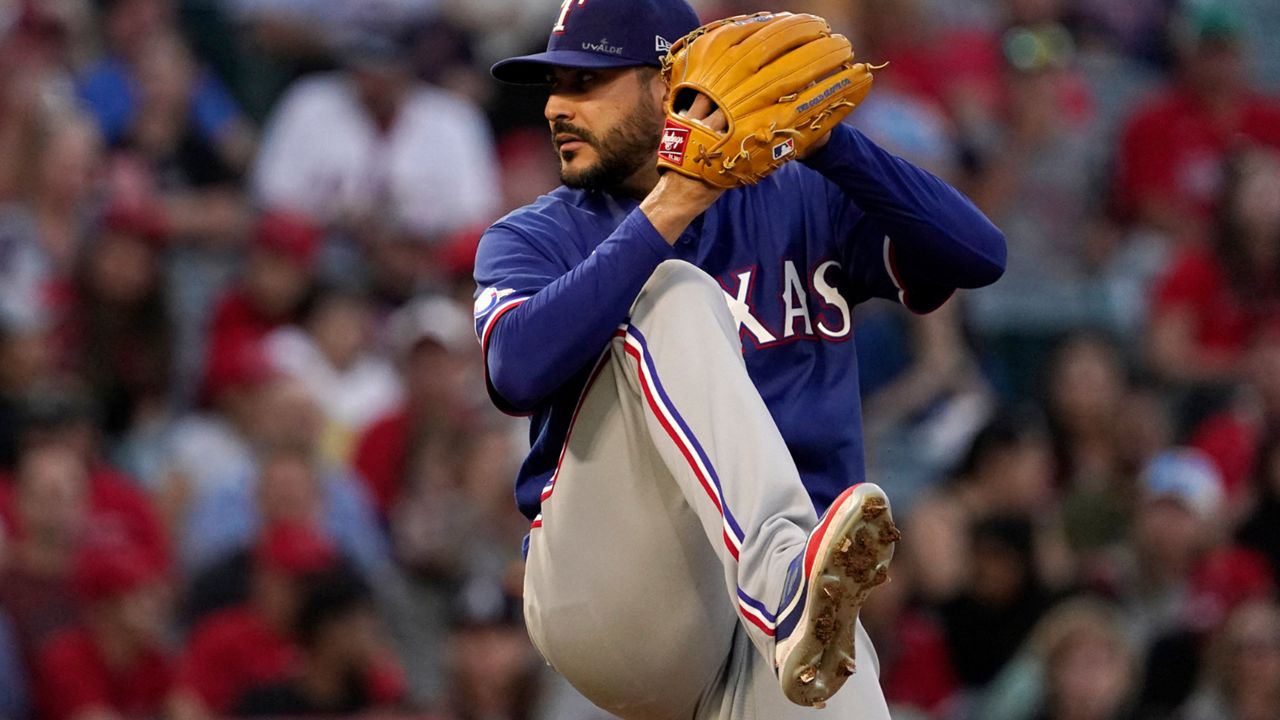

{"left": 553, "top": 0, "right": 588, "bottom": 34}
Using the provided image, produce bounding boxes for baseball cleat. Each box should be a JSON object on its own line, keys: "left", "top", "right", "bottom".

{"left": 773, "top": 482, "right": 899, "bottom": 707}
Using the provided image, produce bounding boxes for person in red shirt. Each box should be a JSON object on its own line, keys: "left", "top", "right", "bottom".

{"left": 169, "top": 521, "right": 401, "bottom": 718}
{"left": 353, "top": 296, "right": 475, "bottom": 520}
{"left": 168, "top": 522, "right": 336, "bottom": 719}
{"left": 1187, "top": 329, "right": 1280, "bottom": 513}
{"left": 33, "top": 540, "right": 173, "bottom": 720}
{"left": 235, "top": 562, "right": 406, "bottom": 716}
{"left": 203, "top": 209, "right": 319, "bottom": 399}
{"left": 1113, "top": 6, "right": 1280, "bottom": 245}
{"left": 1148, "top": 147, "right": 1280, "bottom": 384}
{"left": 0, "top": 442, "right": 91, "bottom": 664}
{"left": 3, "top": 391, "right": 171, "bottom": 571}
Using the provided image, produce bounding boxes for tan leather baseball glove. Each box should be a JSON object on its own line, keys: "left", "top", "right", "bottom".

{"left": 656, "top": 12, "right": 876, "bottom": 188}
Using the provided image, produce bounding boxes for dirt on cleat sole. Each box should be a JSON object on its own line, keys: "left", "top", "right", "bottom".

{"left": 776, "top": 484, "right": 900, "bottom": 708}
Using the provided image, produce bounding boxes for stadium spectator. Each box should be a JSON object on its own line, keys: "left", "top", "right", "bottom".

{"left": 79, "top": 0, "right": 253, "bottom": 167}
{"left": 32, "top": 540, "right": 173, "bottom": 720}
{"left": 265, "top": 286, "right": 402, "bottom": 464}
{"left": 0, "top": 2, "right": 86, "bottom": 201}
{"left": 1030, "top": 598, "right": 1139, "bottom": 720}
{"left": 1113, "top": 1, "right": 1280, "bottom": 246}
{"left": 9, "top": 392, "right": 170, "bottom": 571}
{"left": 0, "top": 111, "right": 101, "bottom": 330}
{"left": 1188, "top": 329, "right": 1280, "bottom": 510}
{"left": 181, "top": 514, "right": 338, "bottom": 628}
{"left": 855, "top": 299, "right": 994, "bottom": 512}
{"left": 148, "top": 337, "right": 275, "bottom": 530}
{"left": 1044, "top": 335, "right": 1173, "bottom": 566}
{"left": 65, "top": 207, "right": 172, "bottom": 441}
{"left": 1177, "top": 599, "right": 1280, "bottom": 720}
{"left": 179, "top": 423, "right": 388, "bottom": 580}
{"left": 1105, "top": 449, "right": 1227, "bottom": 641}
{"left": 978, "top": 597, "right": 1138, "bottom": 720}
{"left": 939, "top": 515, "right": 1058, "bottom": 692}
{"left": 101, "top": 29, "right": 251, "bottom": 248}
{"left": 1149, "top": 147, "right": 1280, "bottom": 386}
{"left": 0, "top": 443, "right": 89, "bottom": 664}
{"left": 963, "top": 14, "right": 1118, "bottom": 339}
{"left": 1102, "top": 448, "right": 1264, "bottom": 717}
{"left": 202, "top": 209, "right": 320, "bottom": 395}
{"left": 0, "top": 323, "right": 55, "bottom": 470}
{"left": 906, "top": 410, "right": 1061, "bottom": 602}
{"left": 236, "top": 561, "right": 406, "bottom": 715}
{"left": 251, "top": 21, "right": 500, "bottom": 244}
{"left": 445, "top": 574, "right": 611, "bottom": 720}
{"left": 3, "top": 1, "right": 1280, "bottom": 717}
{"left": 1045, "top": 334, "right": 1130, "bottom": 490}
{"left": 354, "top": 295, "right": 475, "bottom": 520}
{"left": 169, "top": 522, "right": 339, "bottom": 718}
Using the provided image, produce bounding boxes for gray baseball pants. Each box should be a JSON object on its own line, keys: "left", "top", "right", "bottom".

{"left": 522, "top": 260, "right": 892, "bottom": 719}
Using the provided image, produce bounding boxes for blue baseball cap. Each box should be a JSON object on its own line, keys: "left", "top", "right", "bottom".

{"left": 491, "top": 0, "right": 701, "bottom": 85}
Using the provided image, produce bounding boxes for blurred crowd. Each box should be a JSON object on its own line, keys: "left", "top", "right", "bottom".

{"left": 1, "top": 0, "right": 1279, "bottom": 719}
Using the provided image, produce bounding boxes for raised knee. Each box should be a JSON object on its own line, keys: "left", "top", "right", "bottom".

{"left": 633, "top": 260, "right": 725, "bottom": 316}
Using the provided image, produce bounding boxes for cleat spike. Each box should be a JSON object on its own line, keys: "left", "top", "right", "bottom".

{"left": 840, "top": 659, "right": 857, "bottom": 676}
{"left": 880, "top": 523, "right": 902, "bottom": 544}
{"left": 798, "top": 666, "right": 817, "bottom": 684}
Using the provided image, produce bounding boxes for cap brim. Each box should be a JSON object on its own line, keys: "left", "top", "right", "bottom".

{"left": 491, "top": 50, "right": 651, "bottom": 85}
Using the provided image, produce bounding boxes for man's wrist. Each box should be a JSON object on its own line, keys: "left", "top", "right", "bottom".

{"left": 802, "top": 131, "right": 832, "bottom": 159}
{"left": 640, "top": 173, "right": 723, "bottom": 245}
{"left": 799, "top": 123, "right": 851, "bottom": 167}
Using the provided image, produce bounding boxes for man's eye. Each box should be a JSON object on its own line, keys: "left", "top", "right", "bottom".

{"left": 549, "top": 71, "right": 599, "bottom": 93}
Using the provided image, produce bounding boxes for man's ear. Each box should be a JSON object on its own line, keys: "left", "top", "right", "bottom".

{"left": 639, "top": 66, "right": 666, "bottom": 106}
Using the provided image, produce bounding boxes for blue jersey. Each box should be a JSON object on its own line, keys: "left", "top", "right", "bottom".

{"left": 473, "top": 124, "right": 1005, "bottom": 522}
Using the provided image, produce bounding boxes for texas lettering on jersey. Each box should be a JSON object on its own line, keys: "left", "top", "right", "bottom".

{"left": 719, "top": 260, "right": 851, "bottom": 346}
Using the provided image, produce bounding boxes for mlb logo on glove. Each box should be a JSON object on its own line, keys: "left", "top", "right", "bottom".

{"left": 773, "top": 139, "right": 795, "bottom": 160}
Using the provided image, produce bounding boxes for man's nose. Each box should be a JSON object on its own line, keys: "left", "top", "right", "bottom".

{"left": 545, "top": 92, "right": 575, "bottom": 124}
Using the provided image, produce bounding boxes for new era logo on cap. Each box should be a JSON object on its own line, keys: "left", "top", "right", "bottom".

{"left": 656, "top": 35, "right": 672, "bottom": 53}
{"left": 658, "top": 119, "right": 691, "bottom": 164}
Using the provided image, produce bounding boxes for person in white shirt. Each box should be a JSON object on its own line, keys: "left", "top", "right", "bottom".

{"left": 264, "top": 287, "right": 402, "bottom": 463}
{"left": 251, "top": 23, "right": 500, "bottom": 243}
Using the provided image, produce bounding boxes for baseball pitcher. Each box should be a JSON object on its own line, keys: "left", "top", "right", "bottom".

{"left": 474, "top": 1, "right": 1006, "bottom": 717}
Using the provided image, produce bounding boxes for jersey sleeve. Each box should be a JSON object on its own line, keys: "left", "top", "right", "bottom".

{"left": 473, "top": 208, "right": 675, "bottom": 413}
{"left": 807, "top": 124, "right": 1006, "bottom": 314}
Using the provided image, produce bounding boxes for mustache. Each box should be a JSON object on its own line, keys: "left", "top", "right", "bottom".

{"left": 552, "top": 121, "right": 599, "bottom": 148}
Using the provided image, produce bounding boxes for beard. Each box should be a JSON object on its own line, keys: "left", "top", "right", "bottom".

{"left": 555, "top": 91, "right": 664, "bottom": 193}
